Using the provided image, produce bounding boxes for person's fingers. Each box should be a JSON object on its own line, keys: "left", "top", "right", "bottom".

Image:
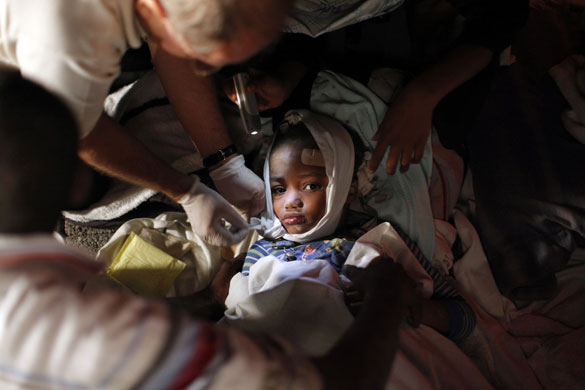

{"left": 400, "top": 147, "right": 413, "bottom": 173}
{"left": 368, "top": 136, "right": 388, "bottom": 172}
{"left": 222, "top": 207, "right": 249, "bottom": 231}
{"left": 250, "top": 191, "right": 266, "bottom": 218}
{"left": 412, "top": 143, "right": 425, "bottom": 164}
{"left": 210, "top": 217, "right": 249, "bottom": 247}
{"left": 342, "top": 264, "right": 363, "bottom": 283}
{"left": 385, "top": 146, "right": 402, "bottom": 175}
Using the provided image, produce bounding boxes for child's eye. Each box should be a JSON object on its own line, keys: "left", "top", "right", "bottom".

{"left": 303, "top": 183, "right": 323, "bottom": 192}
{"left": 271, "top": 186, "right": 285, "bottom": 196}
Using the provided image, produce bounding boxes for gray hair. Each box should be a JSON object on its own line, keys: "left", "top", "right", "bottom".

{"left": 160, "top": 0, "right": 238, "bottom": 53}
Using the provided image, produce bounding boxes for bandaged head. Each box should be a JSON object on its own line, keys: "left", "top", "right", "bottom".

{"left": 256, "top": 110, "right": 355, "bottom": 242}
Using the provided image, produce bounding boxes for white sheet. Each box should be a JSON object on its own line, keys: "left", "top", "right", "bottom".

{"left": 225, "top": 222, "right": 492, "bottom": 388}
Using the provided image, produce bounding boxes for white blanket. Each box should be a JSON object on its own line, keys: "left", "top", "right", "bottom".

{"left": 225, "top": 222, "right": 491, "bottom": 388}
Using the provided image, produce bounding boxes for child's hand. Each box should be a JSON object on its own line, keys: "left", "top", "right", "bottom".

{"left": 368, "top": 83, "right": 434, "bottom": 175}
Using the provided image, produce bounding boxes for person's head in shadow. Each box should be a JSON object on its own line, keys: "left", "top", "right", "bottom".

{"left": 0, "top": 70, "right": 92, "bottom": 234}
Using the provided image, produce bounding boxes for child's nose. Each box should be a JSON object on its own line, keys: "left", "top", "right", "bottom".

{"left": 284, "top": 193, "right": 303, "bottom": 210}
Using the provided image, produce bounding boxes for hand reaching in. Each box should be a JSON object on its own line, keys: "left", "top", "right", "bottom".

{"left": 369, "top": 84, "right": 434, "bottom": 175}
{"left": 179, "top": 177, "right": 249, "bottom": 247}
{"left": 209, "top": 154, "right": 266, "bottom": 219}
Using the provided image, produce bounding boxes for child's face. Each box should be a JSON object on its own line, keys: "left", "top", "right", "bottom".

{"left": 269, "top": 144, "right": 329, "bottom": 234}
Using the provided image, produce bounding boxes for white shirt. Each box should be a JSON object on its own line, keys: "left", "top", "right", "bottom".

{"left": 285, "top": 0, "right": 405, "bottom": 37}
{"left": 0, "top": 0, "right": 145, "bottom": 137}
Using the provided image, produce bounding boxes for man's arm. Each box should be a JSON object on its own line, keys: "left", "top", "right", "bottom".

{"left": 78, "top": 112, "right": 192, "bottom": 201}
{"left": 149, "top": 44, "right": 266, "bottom": 218}
{"left": 149, "top": 43, "right": 232, "bottom": 158}
{"left": 369, "top": 44, "right": 492, "bottom": 174}
{"left": 369, "top": 0, "right": 529, "bottom": 175}
{"left": 79, "top": 113, "right": 249, "bottom": 247}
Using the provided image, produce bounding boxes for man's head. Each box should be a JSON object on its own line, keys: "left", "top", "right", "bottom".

{"left": 137, "top": 0, "right": 292, "bottom": 72}
{"left": 0, "top": 71, "right": 80, "bottom": 233}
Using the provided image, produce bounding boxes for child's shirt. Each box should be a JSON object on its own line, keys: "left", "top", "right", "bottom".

{"left": 243, "top": 237, "right": 355, "bottom": 275}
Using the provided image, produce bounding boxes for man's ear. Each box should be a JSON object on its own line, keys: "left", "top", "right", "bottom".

{"left": 66, "top": 161, "right": 96, "bottom": 211}
{"left": 135, "top": 0, "right": 168, "bottom": 42}
{"left": 345, "top": 177, "right": 358, "bottom": 205}
{"left": 136, "top": 0, "right": 167, "bottom": 19}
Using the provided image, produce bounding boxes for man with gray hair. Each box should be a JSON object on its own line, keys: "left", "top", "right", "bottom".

{"left": 0, "top": 0, "right": 291, "bottom": 247}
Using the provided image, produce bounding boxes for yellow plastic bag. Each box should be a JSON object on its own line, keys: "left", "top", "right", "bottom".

{"left": 107, "top": 232, "right": 186, "bottom": 297}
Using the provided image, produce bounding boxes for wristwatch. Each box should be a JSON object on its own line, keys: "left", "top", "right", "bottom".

{"left": 203, "top": 144, "right": 238, "bottom": 168}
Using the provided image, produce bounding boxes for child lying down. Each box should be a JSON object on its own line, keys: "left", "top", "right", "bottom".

{"left": 221, "top": 110, "right": 475, "bottom": 345}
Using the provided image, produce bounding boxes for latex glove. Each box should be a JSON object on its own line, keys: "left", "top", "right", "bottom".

{"left": 179, "top": 177, "right": 249, "bottom": 247}
{"left": 369, "top": 85, "right": 433, "bottom": 175}
{"left": 209, "top": 154, "right": 266, "bottom": 219}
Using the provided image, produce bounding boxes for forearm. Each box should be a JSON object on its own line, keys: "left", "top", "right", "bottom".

{"left": 151, "top": 46, "right": 232, "bottom": 157}
{"left": 314, "top": 290, "right": 402, "bottom": 390}
{"left": 79, "top": 113, "right": 193, "bottom": 201}
{"left": 407, "top": 44, "right": 493, "bottom": 106}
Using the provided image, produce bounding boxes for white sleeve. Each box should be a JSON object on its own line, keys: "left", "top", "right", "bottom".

{"left": 17, "top": 34, "right": 119, "bottom": 138}
{"left": 0, "top": 266, "right": 171, "bottom": 389}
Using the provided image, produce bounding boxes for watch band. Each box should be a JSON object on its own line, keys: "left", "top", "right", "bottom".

{"left": 203, "top": 144, "right": 238, "bottom": 168}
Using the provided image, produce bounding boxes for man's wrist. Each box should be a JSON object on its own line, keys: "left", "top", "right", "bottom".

{"left": 203, "top": 144, "right": 238, "bottom": 170}
{"left": 207, "top": 153, "right": 239, "bottom": 172}
{"left": 167, "top": 174, "right": 198, "bottom": 202}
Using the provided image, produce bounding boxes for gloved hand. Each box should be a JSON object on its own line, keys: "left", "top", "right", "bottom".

{"left": 179, "top": 176, "right": 249, "bottom": 247}
{"left": 209, "top": 154, "right": 266, "bottom": 219}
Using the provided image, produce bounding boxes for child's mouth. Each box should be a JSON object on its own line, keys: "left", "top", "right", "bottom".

{"left": 283, "top": 215, "right": 306, "bottom": 225}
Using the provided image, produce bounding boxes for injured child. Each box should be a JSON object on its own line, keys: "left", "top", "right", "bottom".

{"left": 219, "top": 110, "right": 487, "bottom": 387}
{"left": 241, "top": 110, "right": 474, "bottom": 340}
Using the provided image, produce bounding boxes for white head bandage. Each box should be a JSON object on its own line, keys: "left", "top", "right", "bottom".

{"left": 253, "top": 110, "right": 355, "bottom": 243}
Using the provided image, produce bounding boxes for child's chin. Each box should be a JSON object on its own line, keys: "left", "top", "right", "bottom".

{"left": 284, "top": 225, "right": 311, "bottom": 235}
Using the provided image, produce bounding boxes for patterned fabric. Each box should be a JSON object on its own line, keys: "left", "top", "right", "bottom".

{"left": 244, "top": 237, "right": 355, "bottom": 275}
{"left": 0, "top": 234, "right": 322, "bottom": 390}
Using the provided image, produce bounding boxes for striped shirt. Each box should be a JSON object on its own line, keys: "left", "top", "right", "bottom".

{"left": 0, "top": 234, "right": 321, "bottom": 389}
